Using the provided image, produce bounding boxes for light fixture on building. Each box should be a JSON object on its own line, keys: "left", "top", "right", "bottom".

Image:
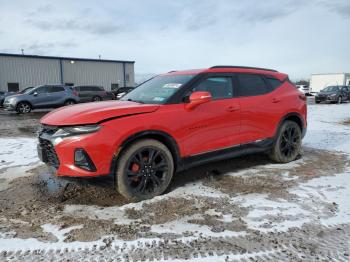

{"left": 70, "top": 60, "right": 75, "bottom": 64}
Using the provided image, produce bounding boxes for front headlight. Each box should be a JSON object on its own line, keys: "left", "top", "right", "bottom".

{"left": 330, "top": 94, "right": 337, "bottom": 97}
{"left": 52, "top": 125, "right": 101, "bottom": 138}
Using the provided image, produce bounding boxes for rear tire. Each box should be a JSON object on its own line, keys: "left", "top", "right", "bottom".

{"left": 16, "top": 102, "right": 32, "bottom": 114}
{"left": 115, "top": 139, "right": 174, "bottom": 201}
{"left": 269, "top": 121, "right": 302, "bottom": 163}
{"left": 337, "top": 96, "right": 342, "bottom": 104}
{"left": 92, "top": 96, "right": 102, "bottom": 102}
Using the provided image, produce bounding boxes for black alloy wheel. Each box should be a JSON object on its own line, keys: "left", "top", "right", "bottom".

{"left": 93, "top": 96, "right": 102, "bottom": 102}
{"left": 279, "top": 124, "right": 300, "bottom": 158}
{"left": 126, "top": 147, "right": 168, "bottom": 194}
{"left": 269, "top": 120, "right": 302, "bottom": 163}
{"left": 116, "top": 139, "right": 174, "bottom": 201}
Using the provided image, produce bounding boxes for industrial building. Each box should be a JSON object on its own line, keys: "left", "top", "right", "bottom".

{"left": 0, "top": 53, "right": 135, "bottom": 92}
{"left": 310, "top": 73, "right": 350, "bottom": 93}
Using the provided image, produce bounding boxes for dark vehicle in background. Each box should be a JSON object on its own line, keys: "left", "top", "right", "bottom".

{"left": 0, "top": 91, "right": 15, "bottom": 107}
{"left": 3, "top": 85, "right": 80, "bottom": 113}
{"left": 72, "top": 85, "right": 115, "bottom": 102}
{"left": 315, "top": 86, "right": 350, "bottom": 104}
{"left": 111, "top": 86, "right": 134, "bottom": 100}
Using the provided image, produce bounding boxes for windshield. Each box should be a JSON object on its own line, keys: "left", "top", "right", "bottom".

{"left": 322, "top": 86, "right": 339, "bottom": 92}
{"left": 121, "top": 74, "right": 195, "bottom": 104}
{"left": 23, "top": 87, "right": 35, "bottom": 94}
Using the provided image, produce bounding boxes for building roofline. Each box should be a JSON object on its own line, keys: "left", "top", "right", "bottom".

{"left": 311, "top": 73, "right": 350, "bottom": 76}
{"left": 0, "top": 53, "right": 135, "bottom": 64}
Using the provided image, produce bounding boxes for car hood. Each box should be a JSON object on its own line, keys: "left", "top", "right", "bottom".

{"left": 41, "top": 101, "right": 160, "bottom": 126}
{"left": 4, "top": 94, "right": 22, "bottom": 99}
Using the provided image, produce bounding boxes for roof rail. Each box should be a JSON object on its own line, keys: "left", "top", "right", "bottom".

{"left": 167, "top": 70, "right": 177, "bottom": 73}
{"left": 210, "top": 65, "right": 278, "bottom": 72}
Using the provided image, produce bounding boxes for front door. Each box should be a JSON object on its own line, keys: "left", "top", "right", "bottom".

{"left": 174, "top": 75, "right": 241, "bottom": 156}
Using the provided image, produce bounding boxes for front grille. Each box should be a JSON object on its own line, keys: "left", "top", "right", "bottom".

{"left": 39, "top": 137, "right": 60, "bottom": 169}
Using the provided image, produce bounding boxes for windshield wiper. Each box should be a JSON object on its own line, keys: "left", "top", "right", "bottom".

{"left": 127, "top": 98, "right": 145, "bottom": 104}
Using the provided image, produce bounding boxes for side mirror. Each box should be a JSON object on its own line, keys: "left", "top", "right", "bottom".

{"left": 33, "top": 92, "right": 38, "bottom": 96}
{"left": 185, "top": 91, "right": 212, "bottom": 110}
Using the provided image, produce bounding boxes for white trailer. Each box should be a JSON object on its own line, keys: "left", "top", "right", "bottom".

{"left": 310, "top": 73, "right": 350, "bottom": 93}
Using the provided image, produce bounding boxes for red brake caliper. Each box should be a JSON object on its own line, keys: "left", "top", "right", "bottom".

{"left": 131, "top": 163, "right": 140, "bottom": 182}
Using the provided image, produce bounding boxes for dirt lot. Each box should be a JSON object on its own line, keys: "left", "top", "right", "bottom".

{"left": 0, "top": 103, "right": 350, "bottom": 261}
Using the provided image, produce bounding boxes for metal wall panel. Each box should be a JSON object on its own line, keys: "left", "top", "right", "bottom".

{"left": 0, "top": 55, "right": 135, "bottom": 91}
{"left": 0, "top": 56, "right": 61, "bottom": 91}
{"left": 62, "top": 60, "right": 127, "bottom": 90}
{"left": 125, "top": 63, "right": 135, "bottom": 87}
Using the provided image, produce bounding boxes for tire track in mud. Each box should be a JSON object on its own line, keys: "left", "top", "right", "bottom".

{"left": 2, "top": 223, "right": 349, "bottom": 261}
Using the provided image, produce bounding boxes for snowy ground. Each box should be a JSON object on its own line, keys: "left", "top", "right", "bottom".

{"left": 0, "top": 102, "right": 350, "bottom": 261}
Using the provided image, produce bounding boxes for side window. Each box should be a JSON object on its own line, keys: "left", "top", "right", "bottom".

{"left": 191, "top": 77, "right": 233, "bottom": 100}
{"left": 266, "top": 76, "right": 283, "bottom": 90}
{"left": 238, "top": 74, "right": 269, "bottom": 97}
{"left": 35, "top": 86, "right": 49, "bottom": 94}
{"left": 92, "top": 86, "right": 102, "bottom": 91}
{"left": 48, "top": 86, "right": 65, "bottom": 93}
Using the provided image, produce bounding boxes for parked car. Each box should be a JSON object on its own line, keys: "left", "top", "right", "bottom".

{"left": 72, "top": 85, "right": 114, "bottom": 102}
{"left": 38, "top": 66, "right": 307, "bottom": 201}
{"left": 296, "top": 85, "right": 310, "bottom": 95}
{"left": 0, "top": 91, "right": 15, "bottom": 107}
{"left": 111, "top": 86, "right": 135, "bottom": 100}
{"left": 3, "top": 85, "right": 79, "bottom": 113}
{"left": 315, "top": 86, "right": 350, "bottom": 104}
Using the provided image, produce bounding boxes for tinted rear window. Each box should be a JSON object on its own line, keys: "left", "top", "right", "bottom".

{"left": 48, "top": 86, "right": 65, "bottom": 93}
{"left": 92, "top": 86, "right": 103, "bottom": 91}
{"left": 266, "top": 77, "right": 283, "bottom": 90}
{"left": 237, "top": 74, "right": 269, "bottom": 96}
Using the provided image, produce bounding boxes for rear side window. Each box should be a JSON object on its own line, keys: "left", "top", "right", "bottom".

{"left": 48, "top": 86, "right": 65, "bottom": 93}
{"left": 237, "top": 74, "right": 269, "bottom": 96}
{"left": 266, "top": 77, "right": 283, "bottom": 90}
{"left": 92, "top": 86, "right": 103, "bottom": 91}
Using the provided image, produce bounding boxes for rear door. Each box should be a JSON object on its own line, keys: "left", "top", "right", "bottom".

{"left": 45, "top": 86, "right": 66, "bottom": 106}
{"left": 236, "top": 74, "right": 280, "bottom": 144}
{"left": 79, "top": 86, "right": 91, "bottom": 102}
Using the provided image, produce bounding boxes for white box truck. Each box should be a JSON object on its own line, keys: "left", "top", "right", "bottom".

{"left": 310, "top": 73, "right": 350, "bottom": 93}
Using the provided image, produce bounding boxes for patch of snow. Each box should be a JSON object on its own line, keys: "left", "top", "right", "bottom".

{"left": 150, "top": 214, "right": 246, "bottom": 238}
{"left": 291, "top": 172, "right": 350, "bottom": 226}
{"left": 304, "top": 104, "right": 350, "bottom": 153}
{"left": 0, "top": 138, "right": 39, "bottom": 169}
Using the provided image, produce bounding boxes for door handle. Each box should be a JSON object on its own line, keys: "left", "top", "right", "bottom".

{"left": 272, "top": 98, "right": 281, "bottom": 103}
{"left": 226, "top": 106, "right": 239, "bottom": 112}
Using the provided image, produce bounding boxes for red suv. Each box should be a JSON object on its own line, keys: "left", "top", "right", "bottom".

{"left": 38, "top": 66, "right": 307, "bottom": 201}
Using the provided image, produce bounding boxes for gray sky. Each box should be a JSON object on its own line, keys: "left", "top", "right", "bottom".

{"left": 0, "top": 0, "right": 349, "bottom": 80}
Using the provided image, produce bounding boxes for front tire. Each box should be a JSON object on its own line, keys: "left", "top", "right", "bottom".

{"left": 269, "top": 121, "right": 302, "bottom": 163}
{"left": 16, "top": 102, "right": 32, "bottom": 114}
{"left": 116, "top": 139, "right": 174, "bottom": 201}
